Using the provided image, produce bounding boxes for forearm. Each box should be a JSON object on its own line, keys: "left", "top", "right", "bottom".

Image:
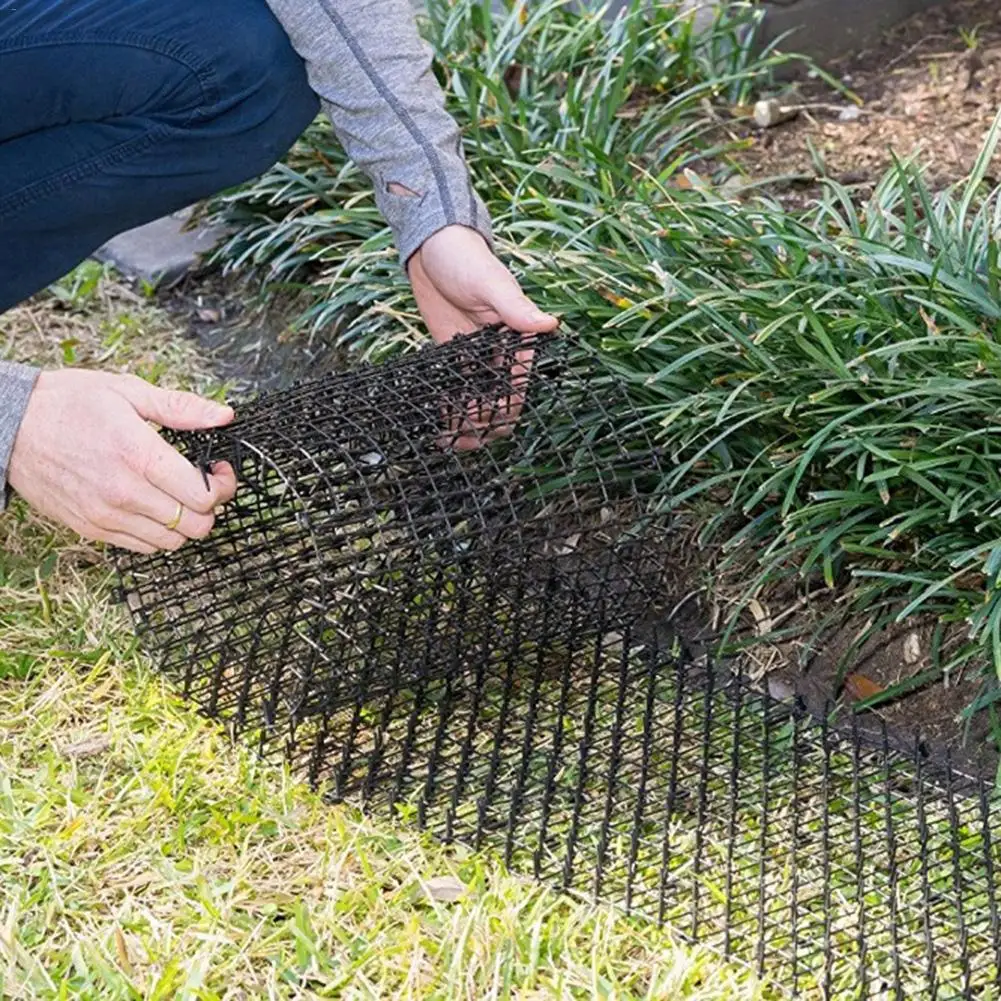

{"left": 0, "top": 361, "right": 39, "bottom": 510}
{"left": 264, "top": 0, "right": 492, "bottom": 264}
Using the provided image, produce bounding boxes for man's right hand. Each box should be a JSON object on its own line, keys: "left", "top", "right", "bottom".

{"left": 8, "top": 370, "right": 237, "bottom": 554}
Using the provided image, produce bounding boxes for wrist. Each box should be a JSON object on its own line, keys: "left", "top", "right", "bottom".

{"left": 0, "top": 361, "right": 41, "bottom": 510}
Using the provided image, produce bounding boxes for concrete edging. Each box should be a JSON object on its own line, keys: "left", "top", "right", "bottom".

{"left": 754, "top": 0, "right": 947, "bottom": 63}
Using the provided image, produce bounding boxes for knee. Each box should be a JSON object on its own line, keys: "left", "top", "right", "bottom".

{"left": 188, "top": 0, "right": 319, "bottom": 183}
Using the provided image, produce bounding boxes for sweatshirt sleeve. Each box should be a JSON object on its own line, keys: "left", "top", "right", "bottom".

{"left": 264, "top": 0, "right": 493, "bottom": 266}
{"left": 0, "top": 360, "right": 39, "bottom": 511}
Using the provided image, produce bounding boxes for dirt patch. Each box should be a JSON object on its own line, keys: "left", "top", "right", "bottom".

{"left": 767, "top": 614, "right": 996, "bottom": 780}
{"left": 732, "top": 0, "right": 1001, "bottom": 201}
{"left": 159, "top": 270, "right": 347, "bottom": 396}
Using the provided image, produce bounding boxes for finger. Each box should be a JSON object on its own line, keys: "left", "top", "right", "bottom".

{"left": 486, "top": 330, "right": 535, "bottom": 430}
{"left": 101, "top": 533, "right": 157, "bottom": 554}
{"left": 78, "top": 523, "right": 157, "bottom": 555}
{"left": 485, "top": 275, "right": 559, "bottom": 335}
{"left": 137, "top": 428, "right": 235, "bottom": 513}
{"left": 131, "top": 486, "right": 217, "bottom": 541}
{"left": 115, "top": 375, "right": 234, "bottom": 431}
{"left": 205, "top": 460, "right": 238, "bottom": 503}
{"left": 109, "top": 511, "right": 190, "bottom": 552}
{"left": 87, "top": 496, "right": 190, "bottom": 551}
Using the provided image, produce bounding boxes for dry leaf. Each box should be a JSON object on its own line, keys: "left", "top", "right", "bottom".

{"left": 114, "top": 927, "right": 133, "bottom": 975}
{"left": 556, "top": 533, "right": 581, "bottom": 556}
{"left": 425, "top": 875, "right": 467, "bottom": 903}
{"left": 748, "top": 598, "right": 772, "bottom": 637}
{"left": 844, "top": 673, "right": 885, "bottom": 702}
{"left": 61, "top": 735, "right": 112, "bottom": 760}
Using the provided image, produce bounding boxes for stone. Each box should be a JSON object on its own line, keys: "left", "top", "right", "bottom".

{"left": 94, "top": 206, "right": 228, "bottom": 288}
{"left": 903, "top": 631, "right": 922, "bottom": 665}
{"left": 759, "top": 0, "right": 946, "bottom": 64}
{"left": 754, "top": 98, "right": 799, "bottom": 128}
{"left": 838, "top": 105, "right": 864, "bottom": 122}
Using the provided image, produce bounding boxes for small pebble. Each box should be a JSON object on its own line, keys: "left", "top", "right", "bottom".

{"left": 903, "top": 631, "right": 922, "bottom": 665}
{"left": 766, "top": 675, "right": 797, "bottom": 703}
{"left": 754, "top": 99, "right": 798, "bottom": 129}
{"left": 838, "top": 105, "right": 863, "bottom": 123}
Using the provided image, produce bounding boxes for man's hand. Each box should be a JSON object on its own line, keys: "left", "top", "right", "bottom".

{"left": 407, "top": 224, "right": 558, "bottom": 343}
{"left": 8, "top": 370, "right": 237, "bottom": 554}
{"left": 407, "top": 224, "right": 557, "bottom": 448}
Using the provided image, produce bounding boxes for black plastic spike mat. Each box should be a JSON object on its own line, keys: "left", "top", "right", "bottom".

{"left": 116, "top": 327, "right": 1001, "bottom": 999}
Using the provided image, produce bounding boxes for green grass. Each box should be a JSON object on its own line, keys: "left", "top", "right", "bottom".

{"left": 207, "top": 0, "right": 1001, "bottom": 746}
{"left": 0, "top": 271, "right": 765, "bottom": 999}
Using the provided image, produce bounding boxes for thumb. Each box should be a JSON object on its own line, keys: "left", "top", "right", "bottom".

{"left": 488, "top": 274, "right": 559, "bottom": 335}
{"left": 115, "top": 375, "right": 234, "bottom": 430}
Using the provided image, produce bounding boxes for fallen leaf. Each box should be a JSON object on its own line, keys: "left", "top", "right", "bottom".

{"left": 114, "top": 927, "right": 133, "bottom": 975}
{"left": 844, "top": 673, "right": 885, "bottom": 702}
{"left": 556, "top": 533, "right": 581, "bottom": 556}
{"left": 748, "top": 598, "right": 772, "bottom": 637}
{"left": 425, "top": 875, "right": 467, "bottom": 903}
{"left": 61, "top": 735, "right": 112, "bottom": 760}
{"left": 919, "top": 306, "right": 940, "bottom": 336}
{"left": 503, "top": 62, "right": 526, "bottom": 97}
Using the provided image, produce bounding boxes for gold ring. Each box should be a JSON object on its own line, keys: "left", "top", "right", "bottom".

{"left": 164, "top": 502, "right": 184, "bottom": 532}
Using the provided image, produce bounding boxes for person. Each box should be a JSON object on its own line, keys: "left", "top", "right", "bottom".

{"left": 0, "top": 0, "right": 558, "bottom": 554}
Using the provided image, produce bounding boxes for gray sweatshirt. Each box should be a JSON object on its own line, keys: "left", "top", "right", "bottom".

{"left": 0, "top": 0, "right": 492, "bottom": 507}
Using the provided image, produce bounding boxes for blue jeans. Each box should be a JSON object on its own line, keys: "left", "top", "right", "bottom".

{"left": 0, "top": 0, "right": 319, "bottom": 312}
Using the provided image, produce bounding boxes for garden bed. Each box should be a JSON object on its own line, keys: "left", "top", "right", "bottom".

{"left": 736, "top": 0, "right": 1001, "bottom": 201}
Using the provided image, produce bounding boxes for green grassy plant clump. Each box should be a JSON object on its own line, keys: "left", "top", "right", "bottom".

{"left": 209, "top": 0, "right": 1001, "bottom": 737}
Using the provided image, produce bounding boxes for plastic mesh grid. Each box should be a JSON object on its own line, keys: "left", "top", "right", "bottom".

{"left": 115, "top": 328, "right": 1001, "bottom": 999}
{"left": 329, "top": 643, "right": 1001, "bottom": 1000}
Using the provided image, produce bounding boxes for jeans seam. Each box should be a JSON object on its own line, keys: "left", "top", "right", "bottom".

{"left": 0, "top": 31, "right": 221, "bottom": 220}
{"left": 0, "top": 31, "right": 219, "bottom": 110}
{"left": 0, "top": 128, "right": 170, "bottom": 219}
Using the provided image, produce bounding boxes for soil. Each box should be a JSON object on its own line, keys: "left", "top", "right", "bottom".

{"left": 652, "top": 526, "right": 999, "bottom": 783}
{"left": 728, "top": 0, "right": 1001, "bottom": 205}
{"left": 763, "top": 606, "right": 994, "bottom": 781}
{"left": 159, "top": 270, "right": 347, "bottom": 396}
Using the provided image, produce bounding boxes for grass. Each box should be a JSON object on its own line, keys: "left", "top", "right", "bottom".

{"left": 207, "top": 0, "right": 1001, "bottom": 748}
{"left": 0, "top": 268, "right": 765, "bottom": 999}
